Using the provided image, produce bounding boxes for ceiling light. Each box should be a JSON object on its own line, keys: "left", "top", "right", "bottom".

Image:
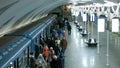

{"left": 72, "top": 2, "right": 77, "bottom": 5}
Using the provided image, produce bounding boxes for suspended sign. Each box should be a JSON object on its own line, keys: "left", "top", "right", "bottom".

{"left": 83, "top": 13, "right": 87, "bottom": 22}
{"left": 75, "top": 11, "right": 79, "bottom": 16}
{"left": 98, "top": 18, "right": 105, "bottom": 32}
{"left": 112, "top": 18, "right": 119, "bottom": 32}
{"left": 90, "top": 13, "right": 95, "bottom": 22}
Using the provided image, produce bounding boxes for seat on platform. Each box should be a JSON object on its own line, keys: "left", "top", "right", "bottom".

{"left": 81, "top": 30, "right": 88, "bottom": 37}
{"left": 86, "top": 38, "right": 97, "bottom": 47}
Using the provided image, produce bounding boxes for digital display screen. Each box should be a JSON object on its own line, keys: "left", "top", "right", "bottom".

{"left": 112, "top": 19, "right": 119, "bottom": 32}
{"left": 98, "top": 19, "right": 105, "bottom": 32}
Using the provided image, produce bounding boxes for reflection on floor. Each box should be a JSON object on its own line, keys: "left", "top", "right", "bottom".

{"left": 64, "top": 20, "right": 120, "bottom": 68}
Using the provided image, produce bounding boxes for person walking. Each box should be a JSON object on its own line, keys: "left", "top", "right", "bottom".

{"left": 67, "top": 24, "right": 72, "bottom": 35}
{"left": 42, "top": 44, "right": 49, "bottom": 61}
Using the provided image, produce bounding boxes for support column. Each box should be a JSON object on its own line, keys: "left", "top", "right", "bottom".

{"left": 106, "top": 30, "right": 109, "bottom": 66}
{"left": 115, "top": 36, "right": 117, "bottom": 47}
{"left": 117, "top": 37, "right": 119, "bottom": 46}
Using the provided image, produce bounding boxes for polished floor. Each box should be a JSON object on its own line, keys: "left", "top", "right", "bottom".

{"left": 64, "top": 18, "right": 120, "bottom": 68}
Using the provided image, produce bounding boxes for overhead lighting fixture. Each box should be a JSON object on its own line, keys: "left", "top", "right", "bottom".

{"left": 104, "top": 0, "right": 115, "bottom": 3}
{"left": 72, "top": 2, "right": 77, "bottom": 5}
{"left": 93, "top": 3, "right": 102, "bottom": 7}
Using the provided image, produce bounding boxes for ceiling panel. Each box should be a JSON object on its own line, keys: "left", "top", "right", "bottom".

{"left": 93, "top": 0, "right": 104, "bottom": 3}
{"left": 107, "top": 0, "right": 120, "bottom": 3}
{"left": 0, "top": 0, "right": 18, "bottom": 9}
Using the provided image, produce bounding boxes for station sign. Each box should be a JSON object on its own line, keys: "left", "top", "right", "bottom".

{"left": 112, "top": 18, "right": 119, "bottom": 32}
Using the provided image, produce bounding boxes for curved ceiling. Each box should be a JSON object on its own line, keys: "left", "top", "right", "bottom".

{"left": 0, "top": 0, "right": 119, "bottom": 36}
{"left": 0, "top": 0, "right": 65, "bottom": 36}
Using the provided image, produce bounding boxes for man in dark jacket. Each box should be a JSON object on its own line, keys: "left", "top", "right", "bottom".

{"left": 35, "top": 44, "right": 40, "bottom": 59}
{"left": 50, "top": 37, "right": 55, "bottom": 48}
{"left": 30, "top": 52, "right": 36, "bottom": 68}
{"left": 46, "top": 37, "right": 51, "bottom": 48}
{"left": 53, "top": 42, "right": 60, "bottom": 56}
{"left": 67, "top": 24, "right": 71, "bottom": 35}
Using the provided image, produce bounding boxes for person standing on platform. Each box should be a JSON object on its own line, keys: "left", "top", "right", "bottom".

{"left": 66, "top": 20, "right": 71, "bottom": 35}
{"left": 30, "top": 52, "right": 36, "bottom": 68}
{"left": 36, "top": 54, "right": 46, "bottom": 68}
{"left": 46, "top": 37, "right": 51, "bottom": 48}
{"left": 48, "top": 47, "right": 55, "bottom": 68}
{"left": 57, "top": 52, "right": 65, "bottom": 68}
{"left": 60, "top": 37, "right": 67, "bottom": 54}
{"left": 42, "top": 44, "right": 49, "bottom": 61}
{"left": 67, "top": 24, "right": 71, "bottom": 35}
{"left": 50, "top": 37, "right": 55, "bottom": 48}
{"left": 61, "top": 18, "right": 66, "bottom": 30}
{"left": 62, "top": 30, "right": 66, "bottom": 38}
{"left": 35, "top": 43, "right": 40, "bottom": 59}
{"left": 53, "top": 42, "right": 60, "bottom": 56}
{"left": 57, "top": 28, "right": 62, "bottom": 40}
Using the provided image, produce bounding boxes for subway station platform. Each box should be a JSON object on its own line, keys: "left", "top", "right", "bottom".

{"left": 0, "top": 0, "right": 120, "bottom": 68}
{"left": 64, "top": 17, "right": 120, "bottom": 68}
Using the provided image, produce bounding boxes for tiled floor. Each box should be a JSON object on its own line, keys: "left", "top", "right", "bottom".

{"left": 64, "top": 17, "right": 120, "bottom": 68}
